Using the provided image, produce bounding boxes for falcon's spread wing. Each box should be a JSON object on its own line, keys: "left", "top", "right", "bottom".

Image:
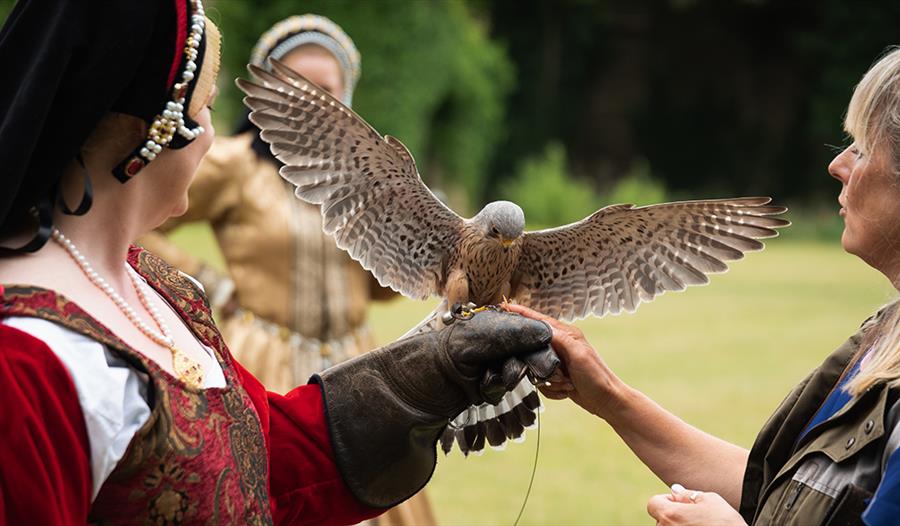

{"left": 237, "top": 61, "right": 464, "bottom": 300}
{"left": 512, "top": 197, "right": 790, "bottom": 322}
{"left": 445, "top": 197, "right": 789, "bottom": 455}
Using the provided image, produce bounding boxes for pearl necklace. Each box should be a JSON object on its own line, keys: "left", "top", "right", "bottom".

{"left": 51, "top": 228, "right": 204, "bottom": 388}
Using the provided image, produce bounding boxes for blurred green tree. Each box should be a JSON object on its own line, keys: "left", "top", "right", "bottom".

{"left": 506, "top": 142, "right": 669, "bottom": 229}
{"left": 506, "top": 142, "right": 600, "bottom": 228}
{"left": 3, "top": 0, "right": 898, "bottom": 208}
{"left": 211, "top": 0, "right": 512, "bottom": 209}
{"left": 606, "top": 158, "right": 667, "bottom": 207}
{"left": 485, "top": 0, "right": 900, "bottom": 204}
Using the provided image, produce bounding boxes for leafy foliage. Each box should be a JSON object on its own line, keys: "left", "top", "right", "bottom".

{"left": 211, "top": 0, "right": 512, "bottom": 201}
{"left": 486, "top": 0, "right": 900, "bottom": 204}
{"left": 506, "top": 143, "right": 670, "bottom": 229}
{"left": 3, "top": 0, "right": 898, "bottom": 209}
{"left": 605, "top": 158, "right": 667, "bottom": 208}
{"left": 505, "top": 143, "right": 601, "bottom": 228}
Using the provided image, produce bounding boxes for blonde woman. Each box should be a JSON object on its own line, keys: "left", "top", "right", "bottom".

{"left": 510, "top": 47, "right": 900, "bottom": 526}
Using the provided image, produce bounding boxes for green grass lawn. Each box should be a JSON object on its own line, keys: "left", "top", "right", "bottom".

{"left": 164, "top": 225, "right": 894, "bottom": 525}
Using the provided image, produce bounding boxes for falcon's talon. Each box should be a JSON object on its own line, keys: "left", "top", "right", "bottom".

{"left": 452, "top": 309, "right": 474, "bottom": 321}
{"left": 441, "top": 303, "right": 510, "bottom": 330}
{"left": 447, "top": 302, "right": 499, "bottom": 322}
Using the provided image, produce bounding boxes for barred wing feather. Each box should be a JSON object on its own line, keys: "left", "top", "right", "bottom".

{"left": 237, "top": 60, "right": 465, "bottom": 300}
{"left": 513, "top": 197, "right": 790, "bottom": 322}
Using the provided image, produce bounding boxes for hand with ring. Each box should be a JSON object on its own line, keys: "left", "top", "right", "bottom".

{"left": 645, "top": 484, "right": 747, "bottom": 525}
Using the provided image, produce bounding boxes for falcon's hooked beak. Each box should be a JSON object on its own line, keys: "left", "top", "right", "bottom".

{"left": 500, "top": 238, "right": 515, "bottom": 248}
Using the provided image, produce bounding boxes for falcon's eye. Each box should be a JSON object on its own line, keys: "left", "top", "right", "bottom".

{"left": 491, "top": 227, "right": 499, "bottom": 236}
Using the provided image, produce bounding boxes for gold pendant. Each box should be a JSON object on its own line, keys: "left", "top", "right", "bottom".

{"left": 171, "top": 346, "right": 204, "bottom": 389}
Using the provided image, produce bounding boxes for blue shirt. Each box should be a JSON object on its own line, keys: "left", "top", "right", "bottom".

{"left": 797, "top": 356, "right": 900, "bottom": 526}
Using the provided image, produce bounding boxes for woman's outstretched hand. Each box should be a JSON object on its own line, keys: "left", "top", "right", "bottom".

{"left": 503, "top": 303, "right": 625, "bottom": 419}
{"left": 504, "top": 303, "right": 750, "bottom": 511}
{"left": 646, "top": 485, "right": 747, "bottom": 525}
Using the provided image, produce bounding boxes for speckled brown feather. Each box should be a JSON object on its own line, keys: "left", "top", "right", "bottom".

{"left": 237, "top": 61, "right": 465, "bottom": 301}
{"left": 512, "top": 197, "right": 789, "bottom": 321}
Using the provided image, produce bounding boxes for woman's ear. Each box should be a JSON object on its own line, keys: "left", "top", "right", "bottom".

{"left": 81, "top": 113, "right": 148, "bottom": 171}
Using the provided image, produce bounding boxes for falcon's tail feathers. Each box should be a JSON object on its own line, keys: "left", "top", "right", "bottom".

{"left": 398, "top": 300, "right": 447, "bottom": 340}
{"left": 442, "top": 378, "right": 543, "bottom": 456}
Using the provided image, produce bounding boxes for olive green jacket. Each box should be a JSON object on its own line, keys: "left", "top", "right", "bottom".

{"left": 740, "top": 307, "right": 899, "bottom": 525}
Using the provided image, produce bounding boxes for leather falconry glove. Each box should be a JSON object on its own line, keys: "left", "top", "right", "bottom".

{"left": 311, "top": 308, "right": 556, "bottom": 508}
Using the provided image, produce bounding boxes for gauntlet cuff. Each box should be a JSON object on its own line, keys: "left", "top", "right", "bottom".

{"left": 312, "top": 343, "right": 448, "bottom": 508}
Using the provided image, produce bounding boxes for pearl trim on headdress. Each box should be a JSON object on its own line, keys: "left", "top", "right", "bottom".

{"left": 249, "top": 14, "right": 360, "bottom": 107}
{"left": 115, "top": 0, "right": 209, "bottom": 181}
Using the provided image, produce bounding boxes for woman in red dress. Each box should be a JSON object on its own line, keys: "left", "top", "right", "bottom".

{"left": 0, "top": 1, "right": 553, "bottom": 524}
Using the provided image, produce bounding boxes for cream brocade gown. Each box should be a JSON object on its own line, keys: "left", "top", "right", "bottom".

{"left": 141, "top": 132, "right": 436, "bottom": 526}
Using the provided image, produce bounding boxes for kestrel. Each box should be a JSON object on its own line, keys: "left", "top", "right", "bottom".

{"left": 237, "top": 60, "right": 790, "bottom": 454}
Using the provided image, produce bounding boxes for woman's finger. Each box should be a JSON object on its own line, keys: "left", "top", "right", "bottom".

{"left": 538, "top": 386, "right": 571, "bottom": 400}
{"left": 504, "top": 303, "right": 567, "bottom": 331}
{"left": 548, "top": 369, "right": 571, "bottom": 383}
{"left": 540, "top": 381, "right": 574, "bottom": 392}
{"left": 503, "top": 303, "right": 591, "bottom": 353}
{"left": 669, "top": 484, "right": 704, "bottom": 504}
{"left": 646, "top": 494, "right": 675, "bottom": 521}
{"left": 504, "top": 305, "right": 577, "bottom": 350}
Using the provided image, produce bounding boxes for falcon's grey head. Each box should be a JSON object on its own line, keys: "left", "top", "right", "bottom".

{"left": 474, "top": 201, "right": 526, "bottom": 248}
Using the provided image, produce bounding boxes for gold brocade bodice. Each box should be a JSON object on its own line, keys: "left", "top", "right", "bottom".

{"left": 142, "top": 133, "right": 377, "bottom": 340}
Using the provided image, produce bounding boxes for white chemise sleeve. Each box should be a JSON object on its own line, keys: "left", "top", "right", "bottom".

{"left": 2, "top": 316, "right": 225, "bottom": 500}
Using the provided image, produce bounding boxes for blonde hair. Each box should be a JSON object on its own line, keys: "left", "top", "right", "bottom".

{"left": 844, "top": 46, "right": 900, "bottom": 169}
{"left": 846, "top": 306, "right": 900, "bottom": 396}
{"left": 843, "top": 46, "right": 900, "bottom": 396}
{"left": 81, "top": 113, "right": 147, "bottom": 164}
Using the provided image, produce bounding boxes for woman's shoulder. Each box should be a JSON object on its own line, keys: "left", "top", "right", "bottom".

{"left": 3, "top": 316, "right": 104, "bottom": 354}
{"left": 0, "top": 318, "right": 82, "bottom": 374}
{"left": 1, "top": 316, "right": 153, "bottom": 497}
{"left": 183, "top": 132, "right": 261, "bottom": 198}
{"left": 0, "top": 316, "right": 147, "bottom": 408}
{"left": 0, "top": 316, "right": 128, "bottom": 395}
{"left": 0, "top": 317, "right": 119, "bottom": 434}
{"left": 0, "top": 320, "right": 93, "bottom": 518}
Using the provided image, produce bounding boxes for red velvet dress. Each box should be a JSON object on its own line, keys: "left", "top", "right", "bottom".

{"left": 0, "top": 247, "right": 379, "bottom": 525}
